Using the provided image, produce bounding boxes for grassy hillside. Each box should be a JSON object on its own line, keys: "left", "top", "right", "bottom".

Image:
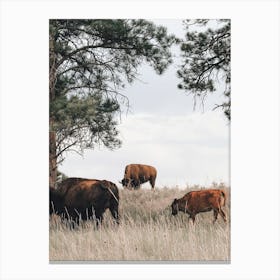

{"left": 49, "top": 184, "right": 230, "bottom": 261}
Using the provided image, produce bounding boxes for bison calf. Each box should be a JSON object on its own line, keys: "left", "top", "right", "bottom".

{"left": 171, "top": 189, "right": 227, "bottom": 224}
{"left": 50, "top": 178, "right": 119, "bottom": 228}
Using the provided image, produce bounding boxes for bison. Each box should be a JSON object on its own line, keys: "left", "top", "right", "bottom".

{"left": 121, "top": 164, "right": 157, "bottom": 189}
{"left": 171, "top": 189, "right": 227, "bottom": 224}
{"left": 49, "top": 177, "right": 119, "bottom": 227}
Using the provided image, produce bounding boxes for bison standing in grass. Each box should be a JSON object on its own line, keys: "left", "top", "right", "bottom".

{"left": 171, "top": 189, "right": 227, "bottom": 224}
{"left": 121, "top": 164, "right": 157, "bottom": 190}
{"left": 49, "top": 178, "right": 119, "bottom": 227}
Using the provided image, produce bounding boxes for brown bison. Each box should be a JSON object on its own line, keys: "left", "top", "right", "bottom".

{"left": 171, "top": 189, "right": 227, "bottom": 224}
{"left": 121, "top": 164, "right": 157, "bottom": 189}
{"left": 49, "top": 177, "right": 119, "bottom": 227}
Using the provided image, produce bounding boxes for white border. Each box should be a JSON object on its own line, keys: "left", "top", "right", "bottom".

{"left": 0, "top": 0, "right": 279, "bottom": 279}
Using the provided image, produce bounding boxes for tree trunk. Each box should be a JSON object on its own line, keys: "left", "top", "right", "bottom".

{"left": 49, "top": 128, "right": 57, "bottom": 188}
{"left": 49, "top": 26, "right": 57, "bottom": 188}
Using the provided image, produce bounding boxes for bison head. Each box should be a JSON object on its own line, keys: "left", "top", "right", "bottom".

{"left": 171, "top": 198, "right": 179, "bottom": 216}
{"left": 121, "top": 178, "right": 134, "bottom": 189}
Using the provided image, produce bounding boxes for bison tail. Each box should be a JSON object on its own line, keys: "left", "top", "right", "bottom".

{"left": 220, "top": 190, "right": 226, "bottom": 207}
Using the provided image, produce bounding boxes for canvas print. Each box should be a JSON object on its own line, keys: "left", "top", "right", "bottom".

{"left": 49, "top": 19, "right": 230, "bottom": 262}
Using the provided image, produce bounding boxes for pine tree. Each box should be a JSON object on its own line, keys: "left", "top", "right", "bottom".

{"left": 49, "top": 19, "right": 177, "bottom": 187}
{"left": 177, "top": 19, "right": 231, "bottom": 120}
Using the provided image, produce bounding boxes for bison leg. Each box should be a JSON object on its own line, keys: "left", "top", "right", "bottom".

{"left": 213, "top": 207, "right": 227, "bottom": 223}
{"left": 149, "top": 177, "right": 156, "bottom": 189}
{"left": 109, "top": 205, "right": 119, "bottom": 225}
{"left": 133, "top": 179, "right": 141, "bottom": 189}
{"left": 219, "top": 208, "right": 227, "bottom": 222}
{"left": 91, "top": 208, "right": 104, "bottom": 228}
{"left": 95, "top": 215, "right": 103, "bottom": 228}
{"left": 213, "top": 209, "right": 219, "bottom": 224}
{"left": 188, "top": 213, "right": 196, "bottom": 224}
{"left": 127, "top": 179, "right": 133, "bottom": 189}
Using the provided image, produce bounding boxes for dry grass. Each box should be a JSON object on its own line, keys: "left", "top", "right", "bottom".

{"left": 49, "top": 184, "right": 230, "bottom": 261}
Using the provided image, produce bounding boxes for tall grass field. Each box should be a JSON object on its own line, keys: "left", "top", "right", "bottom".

{"left": 49, "top": 184, "right": 230, "bottom": 261}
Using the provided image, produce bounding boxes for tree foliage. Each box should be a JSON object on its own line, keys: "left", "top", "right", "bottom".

{"left": 49, "top": 19, "right": 177, "bottom": 186}
{"left": 177, "top": 19, "right": 231, "bottom": 120}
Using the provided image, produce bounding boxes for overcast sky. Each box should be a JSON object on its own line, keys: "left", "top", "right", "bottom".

{"left": 59, "top": 19, "right": 230, "bottom": 188}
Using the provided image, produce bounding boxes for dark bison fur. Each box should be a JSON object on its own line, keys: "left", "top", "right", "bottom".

{"left": 50, "top": 178, "right": 119, "bottom": 228}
